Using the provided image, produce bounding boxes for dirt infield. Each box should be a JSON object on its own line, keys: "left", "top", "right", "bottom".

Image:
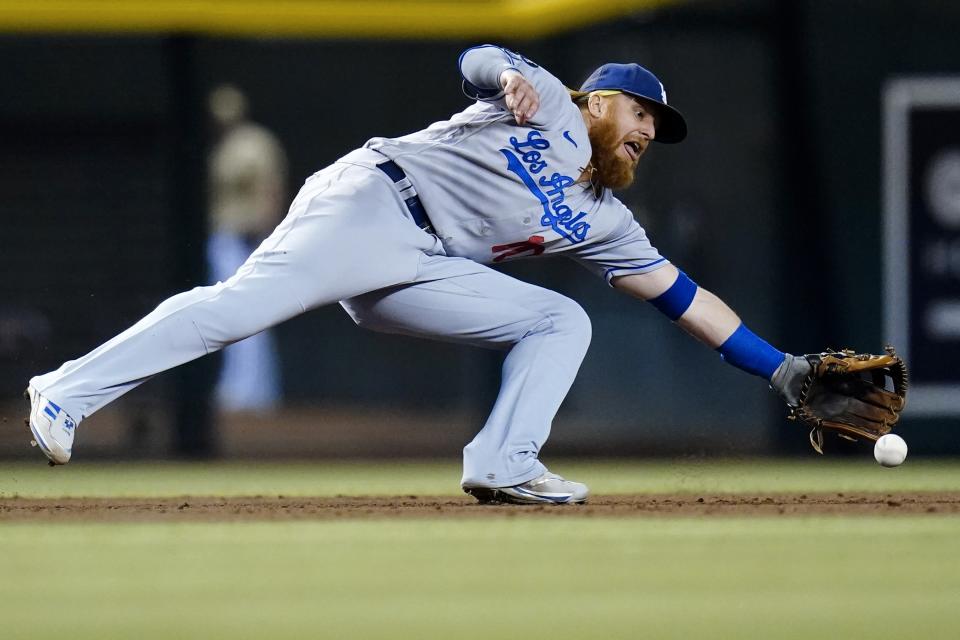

{"left": 1, "top": 492, "right": 958, "bottom": 522}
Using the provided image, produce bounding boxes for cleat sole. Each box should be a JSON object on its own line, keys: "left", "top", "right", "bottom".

{"left": 464, "top": 486, "right": 586, "bottom": 506}
{"left": 463, "top": 487, "right": 500, "bottom": 504}
{"left": 464, "top": 487, "right": 582, "bottom": 505}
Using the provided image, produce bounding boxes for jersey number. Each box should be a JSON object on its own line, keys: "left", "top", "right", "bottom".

{"left": 492, "top": 235, "right": 545, "bottom": 263}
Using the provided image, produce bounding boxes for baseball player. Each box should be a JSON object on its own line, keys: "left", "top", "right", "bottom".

{"left": 25, "top": 44, "right": 810, "bottom": 504}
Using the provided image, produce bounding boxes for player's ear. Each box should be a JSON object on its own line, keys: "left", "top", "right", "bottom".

{"left": 587, "top": 93, "right": 604, "bottom": 119}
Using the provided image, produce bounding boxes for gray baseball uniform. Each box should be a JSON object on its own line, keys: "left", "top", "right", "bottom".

{"left": 30, "top": 45, "right": 669, "bottom": 488}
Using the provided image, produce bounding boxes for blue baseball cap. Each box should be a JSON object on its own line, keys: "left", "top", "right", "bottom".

{"left": 580, "top": 63, "right": 687, "bottom": 144}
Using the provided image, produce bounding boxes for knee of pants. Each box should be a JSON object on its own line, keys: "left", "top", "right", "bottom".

{"left": 532, "top": 294, "right": 592, "bottom": 350}
{"left": 341, "top": 302, "right": 390, "bottom": 334}
{"left": 342, "top": 288, "right": 591, "bottom": 352}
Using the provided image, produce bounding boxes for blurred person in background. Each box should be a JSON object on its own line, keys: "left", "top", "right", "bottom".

{"left": 206, "top": 84, "right": 287, "bottom": 412}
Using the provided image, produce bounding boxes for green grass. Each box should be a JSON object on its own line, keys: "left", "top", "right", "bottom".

{"left": 2, "top": 459, "right": 959, "bottom": 639}
{"left": 2, "top": 517, "right": 959, "bottom": 640}
{"left": 1, "top": 457, "right": 958, "bottom": 498}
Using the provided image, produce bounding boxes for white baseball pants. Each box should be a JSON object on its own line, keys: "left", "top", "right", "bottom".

{"left": 31, "top": 157, "right": 592, "bottom": 488}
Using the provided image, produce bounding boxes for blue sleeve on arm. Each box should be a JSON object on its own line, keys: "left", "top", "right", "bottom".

{"left": 717, "top": 323, "right": 785, "bottom": 379}
{"left": 647, "top": 271, "right": 697, "bottom": 321}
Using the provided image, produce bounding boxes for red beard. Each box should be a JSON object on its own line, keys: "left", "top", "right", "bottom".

{"left": 588, "top": 117, "right": 640, "bottom": 190}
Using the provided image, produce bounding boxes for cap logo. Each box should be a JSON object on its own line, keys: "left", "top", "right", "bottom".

{"left": 659, "top": 81, "right": 667, "bottom": 104}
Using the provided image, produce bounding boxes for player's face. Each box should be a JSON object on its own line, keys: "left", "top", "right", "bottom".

{"left": 588, "top": 94, "right": 658, "bottom": 189}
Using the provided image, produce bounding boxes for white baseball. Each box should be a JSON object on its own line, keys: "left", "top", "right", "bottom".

{"left": 874, "top": 434, "right": 908, "bottom": 467}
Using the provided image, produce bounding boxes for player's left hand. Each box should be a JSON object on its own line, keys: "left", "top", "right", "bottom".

{"left": 500, "top": 69, "right": 540, "bottom": 125}
{"left": 770, "top": 354, "right": 811, "bottom": 406}
{"left": 775, "top": 347, "right": 908, "bottom": 453}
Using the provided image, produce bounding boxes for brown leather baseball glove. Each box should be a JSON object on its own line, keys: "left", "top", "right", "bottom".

{"left": 772, "top": 347, "right": 908, "bottom": 453}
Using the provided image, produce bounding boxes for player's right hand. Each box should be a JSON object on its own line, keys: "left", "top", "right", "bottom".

{"left": 500, "top": 70, "right": 540, "bottom": 125}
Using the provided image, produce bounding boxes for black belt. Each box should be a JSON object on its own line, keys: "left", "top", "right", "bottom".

{"left": 376, "top": 160, "right": 436, "bottom": 234}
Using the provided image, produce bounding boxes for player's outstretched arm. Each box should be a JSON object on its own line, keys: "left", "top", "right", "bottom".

{"left": 614, "top": 265, "right": 907, "bottom": 453}
{"left": 612, "top": 265, "right": 741, "bottom": 347}
{"left": 613, "top": 267, "right": 808, "bottom": 402}
{"left": 613, "top": 265, "right": 741, "bottom": 348}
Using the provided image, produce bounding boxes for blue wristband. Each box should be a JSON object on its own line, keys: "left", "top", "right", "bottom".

{"left": 717, "top": 323, "right": 785, "bottom": 379}
{"left": 648, "top": 271, "right": 697, "bottom": 321}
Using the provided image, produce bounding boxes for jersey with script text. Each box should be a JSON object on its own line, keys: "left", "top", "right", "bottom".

{"left": 363, "top": 44, "right": 667, "bottom": 284}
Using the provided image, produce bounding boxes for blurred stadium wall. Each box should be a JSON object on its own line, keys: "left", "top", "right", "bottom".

{"left": 1, "top": 0, "right": 958, "bottom": 459}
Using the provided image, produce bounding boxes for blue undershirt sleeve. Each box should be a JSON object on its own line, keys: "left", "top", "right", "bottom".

{"left": 716, "top": 323, "right": 785, "bottom": 380}
{"left": 647, "top": 271, "right": 697, "bottom": 321}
